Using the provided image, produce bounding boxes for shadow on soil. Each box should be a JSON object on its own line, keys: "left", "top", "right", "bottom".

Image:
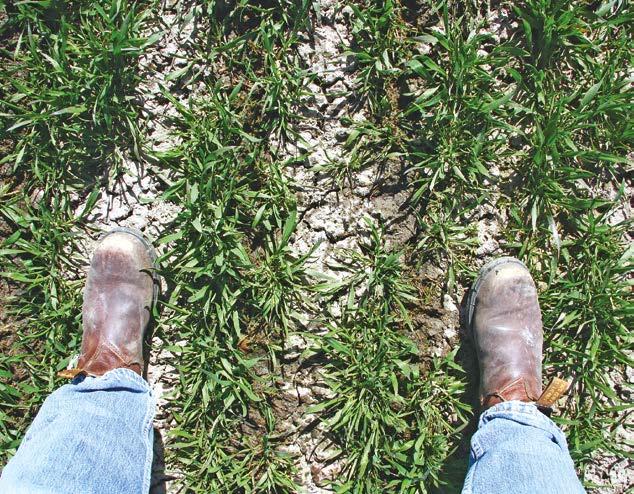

{"left": 150, "top": 428, "right": 167, "bottom": 494}
{"left": 433, "top": 288, "right": 481, "bottom": 493}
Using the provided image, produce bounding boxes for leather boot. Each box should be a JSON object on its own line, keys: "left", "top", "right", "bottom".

{"left": 60, "top": 228, "right": 158, "bottom": 378}
{"left": 467, "top": 257, "right": 559, "bottom": 410}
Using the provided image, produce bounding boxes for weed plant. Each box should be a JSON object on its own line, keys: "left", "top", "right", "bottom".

{"left": 0, "top": 0, "right": 159, "bottom": 186}
{"left": 148, "top": 1, "right": 317, "bottom": 489}
{"left": 311, "top": 221, "right": 469, "bottom": 492}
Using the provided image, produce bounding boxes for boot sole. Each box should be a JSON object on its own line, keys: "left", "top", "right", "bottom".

{"left": 100, "top": 226, "right": 160, "bottom": 305}
{"left": 465, "top": 256, "right": 528, "bottom": 339}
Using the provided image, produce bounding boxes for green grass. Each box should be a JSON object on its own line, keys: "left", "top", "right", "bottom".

{"left": 153, "top": 81, "right": 310, "bottom": 491}
{"left": 0, "top": 0, "right": 159, "bottom": 186}
{"left": 0, "top": 0, "right": 157, "bottom": 463}
{"left": 310, "top": 221, "right": 469, "bottom": 492}
{"left": 345, "top": 0, "right": 633, "bottom": 481}
{"left": 0, "top": 0, "right": 632, "bottom": 492}
{"left": 0, "top": 182, "right": 96, "bottom": 460}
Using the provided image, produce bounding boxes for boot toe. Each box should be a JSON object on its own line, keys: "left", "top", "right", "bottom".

{"left": 91, "top": 232, "right": 154, "bottom": 279}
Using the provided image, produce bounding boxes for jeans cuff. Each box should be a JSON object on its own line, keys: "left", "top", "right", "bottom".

{"left": 73, "top": 367, "right": 151, "bottom": 393}
{"left": 479, "top": 400, "right": 566, "bottom": 445}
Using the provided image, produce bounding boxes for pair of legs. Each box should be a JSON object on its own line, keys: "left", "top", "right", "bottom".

{"left": 0, "top": 230, "right": 585, "bottom": 493}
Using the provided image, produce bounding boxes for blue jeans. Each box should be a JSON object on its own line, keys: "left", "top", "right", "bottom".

{"left": 462, "top": 400, "right": 585, "bottom": 494}
{"left": 0, "top": 369, "right": 156, "bottom": 494}
{"left": 1, "top": 374, "right": 584, "bottom": 493}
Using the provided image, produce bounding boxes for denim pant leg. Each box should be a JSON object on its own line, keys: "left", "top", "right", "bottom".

{"left": 462, "top": 401, "right": 585, "bottom": 494}
{"left": 0, "top": 368, "right": 156, "bottom": 494}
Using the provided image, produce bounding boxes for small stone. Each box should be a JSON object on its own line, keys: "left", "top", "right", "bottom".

{"left": 443, "top": 294, "right": 458, "bottom": 313}
{"left": 296, "top": 386, "right": 314, "bottom": 403}
{"left": 310, "top": 385, "right": 335, "bottom": 400}
{"left": 306, "top": 83, "right": 328, "bottom": 109}
{"left": 444, "top": 326, "right": 457, "bottom": 340}
{"left": 326, "top": 96, "right": 347, "bottom": 116}
{"left": 108, "top": 198, "right": 132, "bottom": 221}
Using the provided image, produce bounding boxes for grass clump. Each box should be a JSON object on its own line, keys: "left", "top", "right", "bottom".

{"left": 155, "top": 83, "right": 310, "bottom": 492}
{"left": 537, "top": 206, "right": 632, "bottom": 464}
{"left": 310, "top": 221, "right": 469, "bottom": 493}
{"left": 0, "top": 0, "right": 159, "bottom": 185}
{"left": 500, "top": 0, "right": 632, "bottom": 469}
{"left": 151, "top": 0, "right": 317, "bottom": 483}
{"left": 345, "top": 0, "right": 412, "bottom": 115}
{"left": 344, "top": 2, "right": 511, "bottom": 287}
{"left": 0, "top": 185, "right": 97, "bottom": 463}
{"left": 170, "top": 0, "right": 314, "bottom": 140}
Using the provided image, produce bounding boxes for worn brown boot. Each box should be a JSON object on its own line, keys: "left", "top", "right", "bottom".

{"left": 466, "top": 257, "right": 567, "bottom": 411}
{"left": 60, "top": 228, "right": 158, "bottom": 378}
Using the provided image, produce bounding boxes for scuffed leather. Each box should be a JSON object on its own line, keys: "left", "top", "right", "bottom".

{"left": 472, "top": 261, "right": 543, "bottom": 409}
{"left": 77, "top": 232, "right": 154, "bottom": 376}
